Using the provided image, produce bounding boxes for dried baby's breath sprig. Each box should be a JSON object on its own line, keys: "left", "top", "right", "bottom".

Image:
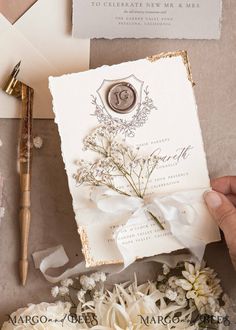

{"left": 51, "top": 285, "right": 59, "bottom": 298}
{"left": 80, "top": 275, "right": 96, "bottom": 291}
{"left": 74, "top": 125, "right": 164, "bottom": 228}
{"left": 74, "top": 125, "right": 160, "bottom": 198}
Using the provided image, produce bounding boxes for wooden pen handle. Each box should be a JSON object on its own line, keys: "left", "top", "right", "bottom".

{"left": 19, "top": 174, "right": 31, "bottom": 286}
{"left": 3, "top": 63, "right": 34, "bottom": 286}
{"left": 19, "top": 85, "right": 33, "bottom": 286}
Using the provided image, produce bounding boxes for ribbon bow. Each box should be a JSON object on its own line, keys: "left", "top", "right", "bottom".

{"left": 33, "top": 187, "right": 216, "bottom": 283}
{"left": 88, "top": 186, "right": 206, "bottom": 267}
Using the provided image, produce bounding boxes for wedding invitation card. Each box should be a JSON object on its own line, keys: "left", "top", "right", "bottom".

{"left": 49, "top": 51, "right": 220, "bottom": 267}
{"left": 73, "top": 0, "right": 222, "bottom": 39}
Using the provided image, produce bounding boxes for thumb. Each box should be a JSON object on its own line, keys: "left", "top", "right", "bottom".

{"left": 204, "top": 191, "right": 236, "bottom": 270}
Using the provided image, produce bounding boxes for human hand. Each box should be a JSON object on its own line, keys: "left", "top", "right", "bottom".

{"left": 204, "top": 176, "right": 236, "bottom": 270}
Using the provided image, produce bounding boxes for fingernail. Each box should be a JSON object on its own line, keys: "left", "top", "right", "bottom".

{"left": 204, "top": 191, "right": 222, "bottom": 209}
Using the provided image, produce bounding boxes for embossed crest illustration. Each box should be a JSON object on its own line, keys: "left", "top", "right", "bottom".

{"left": 91, "top": 75, "right": 157, "bottom": 137}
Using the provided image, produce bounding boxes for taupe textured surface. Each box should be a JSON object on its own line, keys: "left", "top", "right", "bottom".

{"left": 0, "top": 0, "right": 236, "bottom": 326}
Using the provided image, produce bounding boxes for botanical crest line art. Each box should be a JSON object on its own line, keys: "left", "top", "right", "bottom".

{"left": 91, "top": 75, "right": 157, "bottom": 137}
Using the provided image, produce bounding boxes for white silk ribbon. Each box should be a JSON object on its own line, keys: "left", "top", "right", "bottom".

{"left": 33, "top": 245, "right": 86, "bottom": 284}
{"left": 89, "top": 186, "right": 206, "bottom": 268}
{"left": 33, "top": 245, "right": 195, "bottom": 284}
{"left": 33, "top": 187, "right": 208, "bottom": 283}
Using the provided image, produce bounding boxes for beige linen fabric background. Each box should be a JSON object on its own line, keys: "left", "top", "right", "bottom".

{"left": 0, "top": 0, "right": 236, "bottom": 326}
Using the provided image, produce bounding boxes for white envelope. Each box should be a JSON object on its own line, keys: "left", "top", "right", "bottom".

{"left": 0, "top": 0, "right": 90, "bottom": 118}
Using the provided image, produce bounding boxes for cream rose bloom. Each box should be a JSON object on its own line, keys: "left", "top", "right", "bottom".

{"left": 2, "top": 301, "right": 84, "bottom": 330}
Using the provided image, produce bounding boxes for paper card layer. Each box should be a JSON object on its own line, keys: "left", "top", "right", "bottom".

{"left": 0, "top": 14, "right": 57, "bottom": 119}
{"left": 73, "top": 0, "right": 222, "bottom": 39}
{"left": 49, "top": 52, "right": 220, "bottom": 266}
{"left": 14, "top": 0, "right": 90, "bottom": 76}
{"left": 0, "top": 0, "right": 90, "bottom": 119}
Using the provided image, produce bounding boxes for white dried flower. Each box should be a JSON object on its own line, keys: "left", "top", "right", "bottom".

{"left": 176, "top": 286, "right": 186, "bottom": 297}
{"left": 208, "top": 296, "right": 216, "bottom": 307}
{"left": 0, "top": 139, "right": 2, "bottom": 147}
{"left": 90, "top": 271, "right": 106, "bottom": 283}
{"left": 80, "top": 279, "right": 198, "bottom": 329}
{"left": 176, "top": 262, "right": 223, "bottom": 315}
{"left": 176, "top": 295, "right": 187, "bottom": 306}
{"left": 163, "top": 264, "right": 170, "bottom": 275}
{"left": 77, "top": 289, "right": 86, "bottom": 302}
{"left": 33, "top": 136, "right": 43, "bottom": 149}
{"left": 168, "top": 276, "right": 178, "bottom": 289}
{"left": 80, "top": 275, "right": 96, "bottom": 291}
{"left": 165, "top": 289, "right": 177, "bottom": 301}
{"left": 186, "top": 290, "right": 197, "bottom": 299}
{"left": 157, "top": 274, "right": 165, "bottom": 282}
{"left": 60, "top": 278, "right": 73, "bottom": 287}
{"left": 93, "top": 290, "right": 105, "bottom": 302}
{"left": 51, "top": 286, "right": 59, "bottom": 298}
{"left": 176, "top": 278, "right": 193, "bottom": 291}
{"left": 59, "top": 286, "right": 69, "bottom": 296}
{"left": 158, "top": 284, "right": 167, "bottom": 293}
{"left": 2, "top": 265, "right": 229, "bottom": 330}
{"left": 99, "top": 272, "right": 106, "bottom": 282}
{"left": 217, "top": 307, "right": 227, "bottom": 317}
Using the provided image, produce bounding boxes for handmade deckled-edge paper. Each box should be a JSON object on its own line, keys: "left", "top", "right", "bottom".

{"left": 73, "top": 0, "right": 222, "bottom": 39}
{"left": 49, "top": 51, "right": 220, "bottom": 267}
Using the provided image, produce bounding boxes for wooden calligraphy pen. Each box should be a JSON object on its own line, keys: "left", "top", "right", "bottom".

{"left": 3, "top": 62, "right": 34, "bottom": 286}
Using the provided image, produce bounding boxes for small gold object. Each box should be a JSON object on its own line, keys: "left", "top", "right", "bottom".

{"left": 3, "top": 62, "right": 34, "bottom": 286}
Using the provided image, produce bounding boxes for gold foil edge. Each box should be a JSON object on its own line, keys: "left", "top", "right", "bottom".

{"left": 147, "top": 50, "right": 195, "bottom": 86}
{"left": 78, "top": 226, "right": 123, "bottom": 267}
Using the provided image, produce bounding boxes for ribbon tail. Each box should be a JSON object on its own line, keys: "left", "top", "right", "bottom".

{"left": 32, "top": 245, "right": 87, "bottom": 283}
{"left": 142, "top": 253, "right": 196, "bottom": 268}
{"left": 32, "top": 245, "right": 128, "bottom": 282}
{"left": 115, "top": 232, "right": 136, "bottom": 270}
{"left": 114, "top": 209, "right": 148, "bottom": 271}
{"left": 170, "top": 228, "right": 206, "bottom": 261}
{"left": 149, "top": 194, "right": 207, "bottom": 261}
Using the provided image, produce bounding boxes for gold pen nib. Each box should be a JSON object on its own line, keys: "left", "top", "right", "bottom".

{"left": 11, "top": 61, "right": 21, "bottom": 78}
{"left": 3, "top": 61, "right": 22, "bottom": 97}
